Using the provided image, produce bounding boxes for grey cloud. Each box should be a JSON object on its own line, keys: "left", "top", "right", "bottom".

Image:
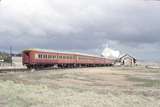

{"left": 0, "top": 0, "right": 160, "bottom": 61}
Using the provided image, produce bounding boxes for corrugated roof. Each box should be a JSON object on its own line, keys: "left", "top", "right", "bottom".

{"left": 23, "top": 48, "right": 104, "bottom": 58}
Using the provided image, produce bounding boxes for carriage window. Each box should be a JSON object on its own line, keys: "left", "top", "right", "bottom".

{"left": 66, "top": 56, "right": 69, "bottom": 59}
{"left": 35, "top": 54, "right": 38, "bottom": 59}
{"left": 60, "top": 56, "right": 62, "bottom": 59}
{"left": 73, "top": 56, "right": 76, "bottom": 59}
{"left": 63, "top": 56, "right": 66, "bottom": 59}
{"left": 38, "top": 54, "right": 41, "bottom": 59}
{"left": 43, "top": 55, "right": 46, "bottom": 59}
{"left": 58, "top": 56, "right": 61, "bottom": 59}
{"left": 48, "top": 55, "right": 51, "bottom": 59}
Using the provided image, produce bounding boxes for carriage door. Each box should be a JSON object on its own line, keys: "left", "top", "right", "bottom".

{"left": 23, "top": 51, "right": 30, "bottom": 64}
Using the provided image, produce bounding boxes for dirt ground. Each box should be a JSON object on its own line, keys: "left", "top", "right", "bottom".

{"left": 0, "top": 66, "right": 160, "bottom": 107}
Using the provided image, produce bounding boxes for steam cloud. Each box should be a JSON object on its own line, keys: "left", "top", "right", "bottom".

{"left": 101, "top": 44, "right": 120, "bottom": 59}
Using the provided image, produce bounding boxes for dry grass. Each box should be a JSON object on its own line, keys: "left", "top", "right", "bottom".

{"left": 0, "top": 67, "right": 160, "bottom": 107}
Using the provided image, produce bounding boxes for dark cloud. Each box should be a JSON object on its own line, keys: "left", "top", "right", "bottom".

{"left": 0, "top": 0, "right": 160, "bottom": 61}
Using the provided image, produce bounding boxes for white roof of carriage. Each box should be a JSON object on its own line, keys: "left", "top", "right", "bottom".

{"left": 23, "top": 48, "right": 104, "bottom": 58}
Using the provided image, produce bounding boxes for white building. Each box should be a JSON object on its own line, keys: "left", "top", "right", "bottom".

{"left": 119, "top": 54, "right": 136, "bottom": 66}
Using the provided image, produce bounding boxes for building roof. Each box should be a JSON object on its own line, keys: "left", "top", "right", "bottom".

{"left": 119, "top": 54, "right": 136, "bottom": 60}
{"left": 23, "top": 48, "right": 105, "bottom": 58}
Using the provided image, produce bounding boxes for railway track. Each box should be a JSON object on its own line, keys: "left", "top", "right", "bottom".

{"left": 0, "top": 68, "right": 29, "bottom": 73}
{"left": 0, "top": 66, "right": 112, "bottom": 73}
{"left": 0, "top": 66, "right": 84, "bottom": 73}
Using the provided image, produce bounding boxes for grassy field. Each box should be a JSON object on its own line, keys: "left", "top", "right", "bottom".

{"left": 0, "top": 66, "right": 160, "bottom": 107}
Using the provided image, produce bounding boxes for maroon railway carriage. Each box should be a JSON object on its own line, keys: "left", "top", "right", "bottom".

{"left": 22, "top": 48, "right": 114, "bottom": 69}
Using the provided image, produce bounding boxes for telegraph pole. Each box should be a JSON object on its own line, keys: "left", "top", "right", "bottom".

{"left": 10, "top": 46, "right": 12, "bottom": 66}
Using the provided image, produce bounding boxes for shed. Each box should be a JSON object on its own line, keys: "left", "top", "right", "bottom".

{"left": 119, "top": 54, "right": 136, "bottom": 66}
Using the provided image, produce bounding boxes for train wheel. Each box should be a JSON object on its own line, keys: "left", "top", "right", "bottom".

{"left": 26, "top": 65, "right": 32, "bottom": 69}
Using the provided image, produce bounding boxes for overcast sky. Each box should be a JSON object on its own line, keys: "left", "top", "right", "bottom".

{"left": 0, "top": 0, "right": 160, "bottom": 61}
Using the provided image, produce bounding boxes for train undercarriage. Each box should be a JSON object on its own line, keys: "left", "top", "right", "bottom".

{"left": 26, "top": 63, "right": 113, "bottom": 70}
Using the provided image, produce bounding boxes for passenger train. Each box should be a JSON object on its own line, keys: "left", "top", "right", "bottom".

{"left": 22, "top": 48, "right": 114, "bottom": 69}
